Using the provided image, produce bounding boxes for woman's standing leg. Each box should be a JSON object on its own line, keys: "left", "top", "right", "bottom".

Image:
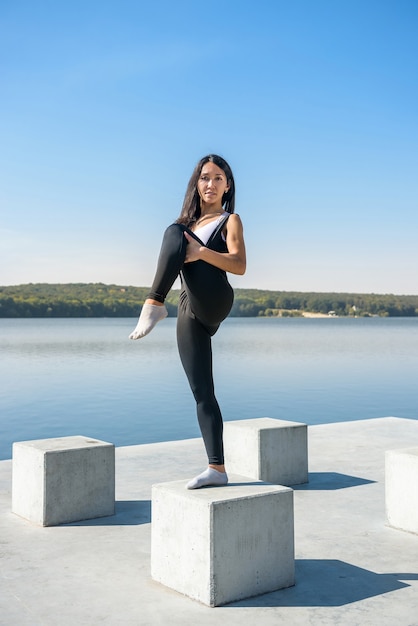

{"left": 177, "top": 293, "right": 225, "bottom": 466}
{"left": 176, "top": 282, "right": 233, "bottom": 489}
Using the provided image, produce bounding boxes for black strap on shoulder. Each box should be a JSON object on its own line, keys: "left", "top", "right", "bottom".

{"left": 207, "top": 214, "right": 230, "bottom": 246}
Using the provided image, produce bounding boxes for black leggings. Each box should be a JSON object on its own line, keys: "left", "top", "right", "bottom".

{"left": 148, "top": 223, "right": 234, "bottom": 465}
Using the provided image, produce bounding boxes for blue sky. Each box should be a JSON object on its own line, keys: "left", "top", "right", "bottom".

{"left": 1, "top": 0, "right": 417, "bottom": 294}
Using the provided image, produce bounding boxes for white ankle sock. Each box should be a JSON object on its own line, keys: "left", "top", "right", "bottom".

{"left": 129, "top": 303, "right": 168, "bottom": 339}
{"left": 186, "top": 468, "right": 228, "bottom": 490}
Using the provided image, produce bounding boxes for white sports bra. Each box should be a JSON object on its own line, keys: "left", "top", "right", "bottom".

{"left": 193, "top": 212, "right": 228, "bottom": 245}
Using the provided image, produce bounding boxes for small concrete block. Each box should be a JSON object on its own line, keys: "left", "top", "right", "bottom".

{"left": 12, "top": 436, "right": 115, "bottom": 526}
{"left": 223, "top": 418, "right": 308, "bottom": 486}
{"left": 386, "top": 447, "right": 418, "bottom": 534}
{"left": 151, "top": 478, "right": 295, "bottom": 606}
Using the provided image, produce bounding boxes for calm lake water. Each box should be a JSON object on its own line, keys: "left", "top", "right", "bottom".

{"left": 1, "top": 317, "right": 417, "bottom": 460}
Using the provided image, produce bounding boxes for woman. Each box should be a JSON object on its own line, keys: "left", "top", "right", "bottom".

{"left": 129, "top": 155, "right": 246, "bottom": 489}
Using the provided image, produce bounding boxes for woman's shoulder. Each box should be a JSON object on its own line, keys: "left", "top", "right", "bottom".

{"left": 222, "top": 213, "right": 244, "bottom": 239}
{"left": 226, "top": 213, "right": 243, "bottom": 227}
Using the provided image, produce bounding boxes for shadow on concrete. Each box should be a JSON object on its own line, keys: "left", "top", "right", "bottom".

{"left": 229, "top": 559, "right": 415, "bottom": 607}
{"left": 293, "top": 472, "right": 376, "bottom": 490}
{"left": 67, "top": 500, "right": 151, "bottom": 526}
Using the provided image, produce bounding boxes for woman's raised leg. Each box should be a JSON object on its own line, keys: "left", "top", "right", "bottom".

{"left": 130, "top": 224, "right": 187, "bottom": 339}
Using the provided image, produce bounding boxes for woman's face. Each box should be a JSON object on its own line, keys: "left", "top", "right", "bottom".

{"left": 197, "top": 161, "right": 229, "bottom": 210}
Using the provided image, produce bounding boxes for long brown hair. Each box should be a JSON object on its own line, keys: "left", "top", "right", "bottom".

{"left": 176, "top": 154, "right": 235, "bottom": 227}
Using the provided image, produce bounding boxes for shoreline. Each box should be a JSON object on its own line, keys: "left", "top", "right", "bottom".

{"left": 301, "top": 311, "right": 334, "bottom": 318}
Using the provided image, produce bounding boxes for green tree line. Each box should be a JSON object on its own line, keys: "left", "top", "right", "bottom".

{"left": 1, "top": 283, "right": 418, "bottom": 318}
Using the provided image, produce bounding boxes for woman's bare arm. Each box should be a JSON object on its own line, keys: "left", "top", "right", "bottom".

{"left": 184, "top": 214, "right": 246, "bottom": 275}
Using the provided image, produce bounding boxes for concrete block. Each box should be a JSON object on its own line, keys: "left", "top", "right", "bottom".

{"left": 12, "top": 436, "right": 115, "bottom": 526}
{"left": 386, "top": 447, "right": 418, "bottom": 534}
{"left": 224, "top": 418, "right": 308, "bottom": 486}
{"left": 151, "top": 478, "right": 295, "bottom": 606}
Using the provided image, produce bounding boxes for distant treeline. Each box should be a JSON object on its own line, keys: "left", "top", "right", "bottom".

{"left": 1, "top": 283, "right": 418, "bottom": 318}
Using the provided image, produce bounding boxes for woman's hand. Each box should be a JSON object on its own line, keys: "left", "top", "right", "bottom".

{"left": 184, "top": 231, "right": 203, "bottom": 263}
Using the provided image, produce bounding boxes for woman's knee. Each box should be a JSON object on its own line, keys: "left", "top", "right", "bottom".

{"left": 163, "top": 223, "right": 185, "bottom": 240}
{"left": 160, "top": 223, "right": 187, "bottom": 260}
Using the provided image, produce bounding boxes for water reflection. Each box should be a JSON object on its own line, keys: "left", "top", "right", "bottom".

{"left": 0, "top": 317, "right": 417, "bottom": 459}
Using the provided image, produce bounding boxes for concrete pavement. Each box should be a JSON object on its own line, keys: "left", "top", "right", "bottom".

{"left": 1, "top": 417, "right": 418, "bottom": 625}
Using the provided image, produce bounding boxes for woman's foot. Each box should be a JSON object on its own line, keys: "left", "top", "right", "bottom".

{"left": 186, "top": 467, "right": 228, "bottom": 490}
{"left": 129, "top": 302, "right": 168, "bottom": 339}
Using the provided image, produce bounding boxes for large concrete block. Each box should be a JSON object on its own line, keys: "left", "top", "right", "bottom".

{"left": 386, "top": 447, "right": 418, "bottom": 534}
{"left": 12, "top": 436, "right": 115, "bottom": 526}
{"left": 224, "top": 418, "right": 308, "bottom": 486}
{"left": 151, "top": 478, "right": 295, "bottom": 606}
